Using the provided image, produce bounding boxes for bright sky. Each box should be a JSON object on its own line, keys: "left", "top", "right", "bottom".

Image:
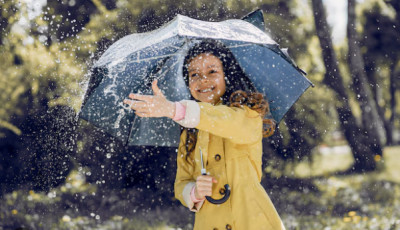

{"left": 323, "top": 0, "right": 348, "bottom": 44}
{"left": 24, "top": 0, "right": 47, "bottom": 20}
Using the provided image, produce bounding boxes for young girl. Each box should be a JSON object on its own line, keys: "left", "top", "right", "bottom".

{"left": 123, "top": 40, "right": 285, "bottom": 230}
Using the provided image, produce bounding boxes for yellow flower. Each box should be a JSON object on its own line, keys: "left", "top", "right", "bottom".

{"left": 11, "top": 209, "right": 18, "bottom": 215}
{"left": 374, "top": 155, "right": 381, "bottom": 162}
{"left": 353, "top": 216, "right": 362, "bottom": 223}
{"left": 348, "top": 211, "right": 356, "bottom": 217}
{"left": 62, "top": 215, "right": 71, "bottom": 222}
{"left": 343, "top": 217, "right": 352, "bottom": 222}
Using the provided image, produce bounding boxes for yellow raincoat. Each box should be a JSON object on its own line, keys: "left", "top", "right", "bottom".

{"left": 174, "top": 100, "right": 285, "bottom": 230}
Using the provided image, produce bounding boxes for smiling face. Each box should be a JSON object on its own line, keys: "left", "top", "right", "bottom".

{"left": 187, "top": 53, "right": 226, "bottom": 104}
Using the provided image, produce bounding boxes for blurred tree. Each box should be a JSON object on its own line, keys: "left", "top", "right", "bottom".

{"left": 0, "top": 1, "right": 84, "bottom": 193}
{"left": 0, "top": 1, "right": 18, "bottom": 45}
{"left": 311, "top": 0, "right": 394, "bottom": 172}
{"left": 41, "top": 0, "right": 97, "bottom": 46}
{"left": 347, "top": 0, "right": 385, "bottom": 148}
{"left": 360, "top": 0, "right": 400, "bottom": 145}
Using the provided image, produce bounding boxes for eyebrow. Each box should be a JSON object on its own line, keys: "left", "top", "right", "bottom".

{"left": 188, "top": 65, "right": 221, "bottom": 72}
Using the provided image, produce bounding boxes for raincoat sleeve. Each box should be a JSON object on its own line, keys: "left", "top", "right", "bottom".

{"left": 174, "top": 100, "right": 262, "bottom": 144}
{"left": 174, "top": 131, "right": 204, "bottom": 212}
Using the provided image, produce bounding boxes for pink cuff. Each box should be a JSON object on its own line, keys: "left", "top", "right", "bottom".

{"left": 173, "top": 102, "right": 186, "bottom": 121}
{"left": 190, "top": 185, "right": 205, "bottom": 203}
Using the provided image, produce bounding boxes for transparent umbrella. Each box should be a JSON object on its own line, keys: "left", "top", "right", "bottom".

{"left": 79, "top": 10, "right": 313, "bottom": 147}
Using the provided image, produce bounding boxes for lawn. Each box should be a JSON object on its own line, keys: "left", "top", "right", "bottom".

{"left": 1, "top": 146, "right": 399, "bottom": 230}
{"left": 279, "top": 145, "right": 400, "bottom": 230}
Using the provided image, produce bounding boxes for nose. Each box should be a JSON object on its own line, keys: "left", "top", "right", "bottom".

{"left": 199, "top": 74, "right": 209, "bottom": 82}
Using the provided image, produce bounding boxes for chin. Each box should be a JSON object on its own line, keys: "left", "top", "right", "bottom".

{"left": 195, "top": 94, "right": 220, "bottom": 104}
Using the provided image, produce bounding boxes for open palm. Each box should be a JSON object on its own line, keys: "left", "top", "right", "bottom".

{"left": 123, "top": 80, "right": 175, "bottom": 119}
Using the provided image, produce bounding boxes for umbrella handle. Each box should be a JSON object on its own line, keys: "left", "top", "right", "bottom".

{"left": 205, "top": 184, "right": 231, "bottom": 205}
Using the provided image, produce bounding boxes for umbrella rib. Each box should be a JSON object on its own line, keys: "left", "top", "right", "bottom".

{"left": 133, "top": 53, "right": 177, "bottom": 63}
{"left": 126, "top": 113, "right": 139, "bottom": 145}
{"left": 227, "top": 43, "right": 252, "bottom": 48}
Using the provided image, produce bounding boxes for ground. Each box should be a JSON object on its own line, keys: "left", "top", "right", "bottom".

{"left": 1, "top": 146, "right": 399, "bottom": 230}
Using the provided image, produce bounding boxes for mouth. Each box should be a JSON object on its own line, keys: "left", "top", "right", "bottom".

{"left": 198, "top": 86, "right": 215, "bottom": 93}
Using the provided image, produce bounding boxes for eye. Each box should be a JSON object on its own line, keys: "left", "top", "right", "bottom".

{"left": 190, "top": 73, "right": 199, "bottom": 78}
{"left": 209, "top": 69, "right": 217, "bottom": 74}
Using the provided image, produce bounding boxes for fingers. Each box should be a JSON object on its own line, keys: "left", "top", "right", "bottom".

{"left": 195, "top": 175, "right": 218, "bottom": 198}
{"left": 123, "top": 99, "right": 145, "bottom": 107}
{"left": 125, "top": 80, "right": 164, "bottom": 103}
{"left": 195, "top": 183, "right": 213, "bottom": 197}
{"left": 152, "top": 79, "right": 165, "bottom": 98}
{"left": 128, "top": 93, "right": 154, "bottom": 101}
{"left": 123, "top": 99, "right": 149, "bottom": 110}
{"left": 135, "top": 112, "right": 151, "bottom": 117}
{"left": 197, "top": 175, "right": 217, "bottom": 183}
{"left": 196, "top": 187, "right": 213, "bottom": 197}
{"left": 123, "top": 99, "right": 153, "bottom": 118}
{"left": 123, "top": 84, "right": 169, "bottom": 118}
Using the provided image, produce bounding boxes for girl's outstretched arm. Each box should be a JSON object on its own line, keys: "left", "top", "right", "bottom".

{"left": 174, "top": 100, "right": 263, "bottom": 145}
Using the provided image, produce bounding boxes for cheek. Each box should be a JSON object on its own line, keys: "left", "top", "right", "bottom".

{"left": 216, "top": 77, "right": 226, "bottom": 91}
{"left": 188, "top": 82, "right": 198, "bottom": 95}
{"left": 212, "top": 76, "right": 223, "bottom": 85}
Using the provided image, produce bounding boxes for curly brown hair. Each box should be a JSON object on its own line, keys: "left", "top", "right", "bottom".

{"left": 229, "top": 90, "right": 276, "bottom": 138}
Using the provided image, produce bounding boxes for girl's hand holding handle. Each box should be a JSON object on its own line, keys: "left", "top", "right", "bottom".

{"left": 123, "top": 79, "right": 176, "bottom": 118}
{"left": 194, "top": 175, "right": 218, "bottom": 200}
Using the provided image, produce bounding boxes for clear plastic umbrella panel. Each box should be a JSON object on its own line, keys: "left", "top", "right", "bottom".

{"left": 79, "top": 10, "right": 313, "bottom": 147}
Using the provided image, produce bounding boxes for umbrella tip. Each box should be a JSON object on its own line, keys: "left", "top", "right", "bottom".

{"left": 241, "top": 9, "right": 265, "bottom": 32}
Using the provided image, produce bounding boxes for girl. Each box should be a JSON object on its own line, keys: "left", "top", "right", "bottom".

{"left": 123, "top": 40, "right": 285, "bottom": 230}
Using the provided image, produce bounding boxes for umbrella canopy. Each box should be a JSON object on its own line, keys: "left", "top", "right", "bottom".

{"left": 79, "top": 10, "right": 313, "bottom": 147}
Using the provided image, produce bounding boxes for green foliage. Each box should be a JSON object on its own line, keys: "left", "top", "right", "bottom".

{"left": 0, "top": 0, "right": 18, "bottom": 45}
{"left": 0, "top": 33, "right": 85, "bottom": 134}
{"left": 359, "top": 0, "right": 400, "bottom": 112}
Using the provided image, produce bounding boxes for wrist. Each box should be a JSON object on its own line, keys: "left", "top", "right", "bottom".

{"left": 167, "top": 101, "right": 176, "bottom": 119}
{"left": 172, "top": 101, "right": 186, "bottom": 121}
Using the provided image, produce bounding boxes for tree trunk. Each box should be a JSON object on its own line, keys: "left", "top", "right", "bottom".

{"left": 311, "top": 0, "right": 378, "bottom": 172}
{"left": 363, "top": 58, "right": 394, "bottom": 146}
{"left": 388, "top": 0, "right": 400, "bottom": 145}
{"left": 389, "top": 62, "right": 398, "bottom": 145}
{"left": 347, "top": 0, "right": 386, "bottom": 150}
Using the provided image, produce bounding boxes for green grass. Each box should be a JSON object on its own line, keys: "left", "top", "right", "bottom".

{"left": 1, "top": 146, "right": 399, "bottom": 230}
{"left": 278, "top": 145, "right": 400, "bottom": 230}
{"left": 293, "top": 145, "right": 400, "bottom": 182}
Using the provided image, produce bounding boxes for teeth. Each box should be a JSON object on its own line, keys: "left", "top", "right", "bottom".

{"left": 200, "top": 88, "right": 214, "bottom": 93}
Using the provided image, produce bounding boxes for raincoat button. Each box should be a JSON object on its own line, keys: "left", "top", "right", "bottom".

{"left": 219, "top": 188, "right": 226, "bottom": 195}
{"left": 215, "top": 154, "right": 221, "bottom": 161}
{"left": 213, "top": 228, "right": 218, "bottom": 230}
{"left": 225, "top": 224, "right": 232, "bottom": 230}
